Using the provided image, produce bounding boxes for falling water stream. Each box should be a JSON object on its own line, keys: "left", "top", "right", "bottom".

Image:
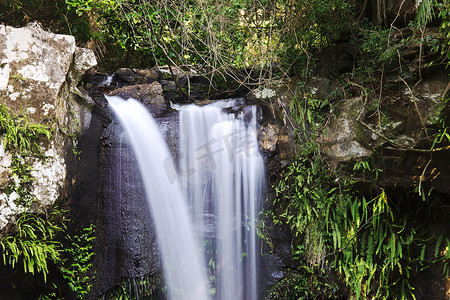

{"left": 108, "top": 96, "right": 265, "bottom": 300}
{"left": 179, "top": 101, "right": 265, "bottom": 300}
{"left": 107, "top": 96, "right": 209, "bottom": 300}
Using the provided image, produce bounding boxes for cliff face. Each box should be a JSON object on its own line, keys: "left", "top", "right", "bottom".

{"left": 314, "top": 57, "right": 450, "bottom": 196}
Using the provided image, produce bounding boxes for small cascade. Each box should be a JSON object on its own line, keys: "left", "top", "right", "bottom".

{"left": 178, "top": 101, "right": 265, "bottom": 300}
{"left": 107, "top": 96, "right": 209, "bottom": 300}
{"left": 99, "top": 74, "right": 114, "bottom": 87}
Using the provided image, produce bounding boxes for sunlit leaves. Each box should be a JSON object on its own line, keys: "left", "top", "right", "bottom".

{"left": 0, "top": 211, "right": 64, "bottom": 282}
{"left": 63, "top": 0, "right": 354, "bottom": 74}
{"left": 0, "top": 104, "right": 53, "bottom": 155}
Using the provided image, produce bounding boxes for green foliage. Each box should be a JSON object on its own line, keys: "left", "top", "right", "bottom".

{"left": 360, "top": 28, "right": 398, "bottom": 66}
{"left": 0, "top": 210, "right": 64, "bottom": 282}
{"left": 277, "top": 0, "right": 354, "bottom": 75}
{"left": 438, "top": 1, "right": 450, "bottom": 61}
{"left": 416, "top": 0, "right": 435, "bottom": 27}
{"left": 65, "top": 0, "right": 261, "bottom": 67}
{"left": 0, "top": 104, "right": 52, "bottom": 155}
{"left": 203, "top": 238, "right": 217, "bottom": 296}
{"left": 353, "top": 25, "right": 404, "bottom": 85}
{"left": 0, "top": 0, "right": 71, "bottom": 33}
{"left": 421, "top": 0, "right": 450, "bottom": 66}
{"left": 60, "top": 224, "right": 95, "bottom": 299}
{"left": 34, "top": 223, "right": 96, "bottom": 300}
{"left": 60, "top": 0, "right": 354, "bottom": 74}
{"left": 0, "top": 0, "right": 355, "bottom": 73}
{"left": 265, "top": 266, "right": 337, "bottom": 300}
{"left": 38, "top": 290, "right": 63, "bottom": 300}
{"left": 331, "top": 190, "right": 416, "bottom": 299}
{"left": 0, "top": 104, "right": 96, "bottom": 297}
{"left": 289, "top": 90, "right": 331, "bottom": 135}
{"left": 66, "top": 0, "right": 112, "bottom": 15}
{"left": 442, "top": 237, "right": 450, "bottom": 277}
{"left": 431, "top": 118, "right": 450, "bottom": 150}
{"left": 4, "top": 0, "right": 23, "bottom": 11}
{"left": 0, "top": 104, "right": 53, "bottom": 206}
{"left": 101, "top": 274, "right": 166, "bottom": 300}
{"left": 267, "top": 88, "right": 450, "bottom": 299}
{"left": 353, "top": 157, "right": 383, "bottom": 181}
{"left": 271, "top": 150, "right": 449, "bottom": 299}
{"left": 65, "top": 0, "right": 123, "bottom": 41}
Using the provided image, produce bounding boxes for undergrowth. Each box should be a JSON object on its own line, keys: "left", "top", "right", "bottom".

{"left": 0, "top": 104, "right": 96, "bottom": 298}
{"left": 263, "top": 88, "right": 450, "bottom": 299}
{"left": 100, "top": 274, "right": 166, "bottom": 300}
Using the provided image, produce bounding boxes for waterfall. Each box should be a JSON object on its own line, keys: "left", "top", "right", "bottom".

{"left": 178, "top": 100, "right": 265, "bottom": 300}
{"left": 107, "top": 95, "right": 264, "bottom": 300}
{"left": 107, "top": 96, "right": 209, "bottom": 300}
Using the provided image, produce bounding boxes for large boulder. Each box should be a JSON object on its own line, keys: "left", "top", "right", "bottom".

{"left": 316, "top": 69, "right": 450, "bottom": 194}
{"left": 318, "top": 96, "right": 372, "bottom": 162}
{"left": 0, "top": 22, "right": 96, "bottom": 228}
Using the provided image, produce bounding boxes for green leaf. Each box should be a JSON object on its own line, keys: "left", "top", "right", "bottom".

{"left": 420, "top": 244, "right": 426, "bottom": 263}
{"left": 435, "top": 233, "right": 444, "bottom": 258}
{"left": 367, "top": 235, "right": 374, "bottom": 259}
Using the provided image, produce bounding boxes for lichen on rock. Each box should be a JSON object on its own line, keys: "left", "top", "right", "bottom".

{"left": 318, "top": 96, "right": 372, "bottom": 162}
{"left": 0, "top": 192, "right": 23, "bottom": 229}
{"left": 254, "top": 87, "right": 276, "bottom": 99}
{"left": 30, "top": 142, "right": 66, "bottom": 207}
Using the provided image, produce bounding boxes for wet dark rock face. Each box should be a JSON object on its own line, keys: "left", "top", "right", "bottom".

{"left": 76, "top": 94, "right": 180, "bottom": 297}
{"left": 69, "top": 58, "right": 450, "bottom": 298}
{"left": 95, "top": 118, "right": 161, "bottom": 294}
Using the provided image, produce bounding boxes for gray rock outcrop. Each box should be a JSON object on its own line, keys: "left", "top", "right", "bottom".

{"left": 0, "top": 22, "right": 96, "bottom": 229}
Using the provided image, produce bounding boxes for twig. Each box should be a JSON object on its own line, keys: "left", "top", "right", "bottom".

{"left": 398, "top": 76, "right": 431, "bottom": 146}
{"left": 398, "top": 76, "right": 433, "bottom": 195}
{"left": 418, "top": 27, "right": 426, "bottom": 81}
{"left": 442, "top": 81, "right": 450, "bottom": 98}
{"left": 384, "top": 145, "right": 450, "bottom": 153}
{"left": 346, "top": 80, "right": 367, "bottom": 122}
{"left": 418, "top": 158, "right": 432, "bottom": 196}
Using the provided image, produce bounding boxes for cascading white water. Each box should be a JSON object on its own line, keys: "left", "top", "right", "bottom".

{"left": 107, "top": 94, "right": 264, "bottom": 299}
{"left": 178, "top": 101, "right": 265, "bottom": 300}
{"left": 107, "top": 96, "right": 210, "bottom": 300}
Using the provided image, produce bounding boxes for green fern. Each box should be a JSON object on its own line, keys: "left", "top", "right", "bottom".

{"left": 60, "top": 224, "right": 96, "bottom": 299}
{"left": 0, "top": 104, "right": 53, "bottom": 155}
{"left": 0, "top": 210, "right": 64, "bottom": 282}
{"left": 416, "top": 0, "right": 435, "bottom": 27}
